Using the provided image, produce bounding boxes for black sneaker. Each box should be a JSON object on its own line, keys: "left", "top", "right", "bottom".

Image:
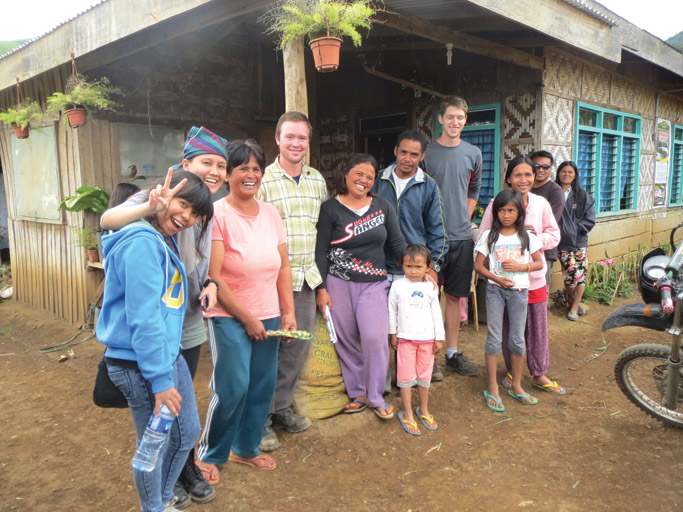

{"left": 271, "top": 410, "right": 312, "bottom": 433}
{"left": 179, "top": 460, "right": 216, "bottom": 504}
{"left": 259, "top": 425, "right": 280, "bottom": 452}
{"left": 445, "top": 352, "right": 479, "bottom": 376}
{"left": 431, "top": 362, "right": 444, "bottom": 382}
{"left": 172, "top": 482, "right": 192, "bottom": 510}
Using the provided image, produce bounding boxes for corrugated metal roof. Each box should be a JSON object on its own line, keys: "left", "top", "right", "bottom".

{"left": 384, "top": 0, "right": 486, "bottom": 21}
{"left": 0, "top": 0, "right": 108, "bottom": 61}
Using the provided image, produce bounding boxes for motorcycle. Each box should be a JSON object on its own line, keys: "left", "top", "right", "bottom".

{"left": 602, "top": 223, "right": 683, "bottom": 428}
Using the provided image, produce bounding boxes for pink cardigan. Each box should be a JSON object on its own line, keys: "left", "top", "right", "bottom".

{"left": 478, "top": 192, "right": 560, "bottom": 291}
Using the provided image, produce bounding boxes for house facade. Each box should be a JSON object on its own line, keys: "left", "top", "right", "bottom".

{"left": 1, "top": 0, "right": 682, "bottom": 324}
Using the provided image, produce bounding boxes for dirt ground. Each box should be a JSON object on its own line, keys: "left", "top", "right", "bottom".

{"left": 1, "top": 294, "right": 682, "bottom": 512}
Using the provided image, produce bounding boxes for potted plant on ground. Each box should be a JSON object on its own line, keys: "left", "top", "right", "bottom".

{"left": 46, "top": 73, "right": 120, "bottom": 128}
{"left": 0, "top": 100, "right": 43, "bottom": 139}
{"left": 73, "top": 227, "right": 100, "bottom": 262}
{"left": 263, "top": 0, "right": 376, "bottom": 72}
{"left": 58, "top": 186, "right": 110, "bottom": 215}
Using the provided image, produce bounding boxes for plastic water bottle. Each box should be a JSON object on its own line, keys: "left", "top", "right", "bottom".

{"left": 131, "top": 404, "right": 175, "bottom": 472}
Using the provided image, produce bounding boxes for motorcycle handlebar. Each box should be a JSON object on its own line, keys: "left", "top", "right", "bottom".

{"left": 665, "top": 223, "right": 683, "bottom": 276}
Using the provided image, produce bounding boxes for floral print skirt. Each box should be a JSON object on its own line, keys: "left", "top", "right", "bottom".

{"left": 559, "top": 248, "right": 588, "bottom": 286}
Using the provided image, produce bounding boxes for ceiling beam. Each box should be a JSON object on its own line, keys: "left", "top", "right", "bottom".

{"left": 374, "top": 8, "right": 544, "bottom": 70}
{"left": 363, "top": 66, "right": 447, "bottom": 98}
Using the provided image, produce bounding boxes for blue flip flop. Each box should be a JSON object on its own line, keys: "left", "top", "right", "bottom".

{"left": 483, "top": 391, "right": 505, "bottom": 412}
{"left": 372, "top": 401, "right": 395, "bottom": 420}
{"left": 415, "top": 407, "right": 438, "bottom": 430}
{"left": 501, "top": 373, "right": 513, "bottom": 389}
{"left": 343, "top": 399, "right": 367, "bottom": 414}
{"left": 507, "top": 390, "right": 539, "bottom": 405}
{"left": 398, "top": 411, "right": 421, "bottom": 436}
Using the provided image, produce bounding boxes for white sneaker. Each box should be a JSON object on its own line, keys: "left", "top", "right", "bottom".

{"left": 163, "top": 502, "right": 182, "bottom": 512}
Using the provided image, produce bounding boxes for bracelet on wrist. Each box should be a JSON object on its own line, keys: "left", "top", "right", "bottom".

{"left": 203, "top": 278, "right": 219, "bottom": 292}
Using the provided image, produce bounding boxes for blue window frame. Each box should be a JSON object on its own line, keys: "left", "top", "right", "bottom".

{"left": 574, "top": 102, "right": 641, "bottom": 216}
{"left": 435, "top": 103, "right": 501, "bottom": 211}
{"left": 669, "top": 126, "right": 683, "bottom": 206}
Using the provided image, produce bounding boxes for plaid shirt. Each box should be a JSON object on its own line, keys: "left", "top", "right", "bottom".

{"left": 257, "top": 158, "right": 328, "bottom": 291}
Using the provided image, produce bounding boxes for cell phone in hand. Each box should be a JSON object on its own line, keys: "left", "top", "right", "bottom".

{"left": 200, "top": 295, "right": 208, "bottom": 311}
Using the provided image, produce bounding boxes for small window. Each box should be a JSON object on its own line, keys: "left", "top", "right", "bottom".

{"left": 623, "top": 117, "right": 638, "bottom": 134}
{"left": 466, "top": 108, "right": 496, "bottom": 126}
{"left": 603, "top": 114, "right": 618, "bottom": 130}
{"left": 675, "top": 127, "right": 683, "bottom": 142}
{"left": 579, "top": 108, "right": 597, "bottom": 127}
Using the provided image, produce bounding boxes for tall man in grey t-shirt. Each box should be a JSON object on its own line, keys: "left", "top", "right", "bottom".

{"left": 423, "top": 96, "right": 482, "bottom": 377}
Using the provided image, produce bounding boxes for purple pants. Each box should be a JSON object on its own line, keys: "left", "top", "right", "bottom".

{"left": 326, "top": 275, "right": 390, "bottom": 408}
{"left": 501, "top": 300, "right": 549, "bottom": 376}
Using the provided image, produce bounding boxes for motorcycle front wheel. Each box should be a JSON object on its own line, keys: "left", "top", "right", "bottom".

{"left": 614, "top": 344, "right": 683, "bottom": 428}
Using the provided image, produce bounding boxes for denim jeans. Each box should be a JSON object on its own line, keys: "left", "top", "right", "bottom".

{"left": 484, "top": 283, "right": 528, "bottom": 356}
{"left": 107, "top": 356, "right": 200, "bottom": 512}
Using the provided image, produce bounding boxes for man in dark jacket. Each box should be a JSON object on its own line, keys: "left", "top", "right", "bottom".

{"left": 530, "top": 150, "right": 565, "bottom": 291}
{"left": 373, "top": 129, "right": 448, "bottom": 380}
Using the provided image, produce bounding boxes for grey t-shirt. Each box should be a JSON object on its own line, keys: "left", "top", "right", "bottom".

{"left": 114, "top": 190, "right": 212, "bottom": 349}
{"left": 423, "top": 140, "right": 482, "bottom": 241}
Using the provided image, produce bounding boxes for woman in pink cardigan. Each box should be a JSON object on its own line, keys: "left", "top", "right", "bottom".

{"left": 479, "top": 156, "right": 565, "bottom": 395}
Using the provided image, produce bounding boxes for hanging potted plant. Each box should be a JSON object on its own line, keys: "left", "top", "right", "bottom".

{"left": 46, "top": 73, "right": 120, "bottom": 128}
{"left": 0, "top": 100, "right": 43, "bottom": 139}
{"left": 263, "top": 0, "right": 376, "bottom": 72}
{"left": 73, "top": 227, "right": 100, "bottom": 262}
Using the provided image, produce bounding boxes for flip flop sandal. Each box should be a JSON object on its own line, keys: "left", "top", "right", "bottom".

{"left": 533, "top": 380, "right": 566, "bottom": 395}
{"left": 398, "top": 411, "right": 421, "bottom": 436}
{"left": 195, "top": 460, "right": 219, "bottom": 484}
{"left": 372, "top": 401, "right": 395, "bottom": 420}
{"left": 501, "top": 372, "right": 513, "bottom": 389}
{"left": 343, "top": 399, "right": 367, "bottom": 414}
{"left": 507, "top": 390, "right": 539, "bottom": 405}
{"left": 483, "top": 391, "right": 505, "bottom": 412}
{"left": 415, "top": 407, "right": 438, "bottom": 430}
{"left": 228, "top": 453, "right": 277, "bottom": 470}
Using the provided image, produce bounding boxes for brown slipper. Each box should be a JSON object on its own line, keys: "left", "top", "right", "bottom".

{"left": 229, "top": 452, "right": 277, "bottom": 470}
{"left": 195, "top": 460, "right": 219, "bottom": 484}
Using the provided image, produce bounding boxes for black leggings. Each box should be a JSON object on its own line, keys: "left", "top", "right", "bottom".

{"left": 180, "top": 344, "right": 202, "bottom": 380}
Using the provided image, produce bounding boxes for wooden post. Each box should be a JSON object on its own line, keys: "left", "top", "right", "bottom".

{"left": 283, "top": 37, "right": 309, "bottom": 115}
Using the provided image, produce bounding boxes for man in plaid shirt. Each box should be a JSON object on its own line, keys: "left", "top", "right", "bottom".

{"left": 256, "top": 112, "right": 328, "bottom": 451}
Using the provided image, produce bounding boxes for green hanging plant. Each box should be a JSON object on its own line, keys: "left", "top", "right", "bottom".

{"left": 263, "top": 0, "right": 376, "bottom": 49}
{"left": 47, "top": 73, "right": 120, "bottom": 114}
{"left": 0, "top": 100, "right": 43, "bottom": 130}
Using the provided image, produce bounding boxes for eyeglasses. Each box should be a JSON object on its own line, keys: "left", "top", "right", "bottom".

{"left": 533, "top": 164, "right": 551, "bottom": 170}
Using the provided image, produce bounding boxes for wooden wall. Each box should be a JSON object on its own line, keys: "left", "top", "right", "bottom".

{"left": 0, "top": 22, "right": 286, "bottom": 326}
{"left": 0, "top": 117, "right": 108, "bottom": 325}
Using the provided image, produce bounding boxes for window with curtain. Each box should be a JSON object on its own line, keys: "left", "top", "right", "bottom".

{"left": 461, "top": 129, "right": 495, "bottom": 207}
{"left": 575, "top": 103, "right": 641, "bottom": 215}
{"left": 669, "top": 127, "right": 683, "bottom": 206}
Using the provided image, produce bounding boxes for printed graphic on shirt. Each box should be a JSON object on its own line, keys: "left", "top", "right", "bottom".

{"left": 331, "top": 210, "right": 385, "bottom": 245}
{"left": 162, "top": 267, "right": 184, "bottom": 309}
{"left": 328, "top": 247, "right": 387, "bottom": 280}
{"left": 493, "top": 242, "right": 525, "bottom": 279}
